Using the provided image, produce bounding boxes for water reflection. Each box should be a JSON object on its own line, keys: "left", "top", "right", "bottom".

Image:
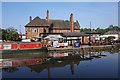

{"left": 3, "top": 67, "right": 18, "bottom": 73}
{"left": 2, "top": 48, "right": 119, "bottom": 78}
{"left": 2, "top": 53, "right": 93, "bottom": 78}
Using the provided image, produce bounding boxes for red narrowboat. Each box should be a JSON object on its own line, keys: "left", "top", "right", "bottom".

{"left": 0, "top": 42, "right": 47, "bottom": 53}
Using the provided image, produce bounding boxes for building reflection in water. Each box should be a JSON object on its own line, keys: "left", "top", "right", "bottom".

{"left": 70, "top": 61, "right": 74, "bottom": 75}
{"left": 2, "top": 49, "right": 109, "bottom": 78}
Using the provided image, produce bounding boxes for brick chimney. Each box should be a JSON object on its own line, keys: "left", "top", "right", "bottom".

{"left": 46, "top": 10, "right": 49, "bottom": 23}
{"left": 30, "top": 16, "right": 32, "bottom": 22}
{"left": 70, "top": 13, "right": 74, "bottom": 32}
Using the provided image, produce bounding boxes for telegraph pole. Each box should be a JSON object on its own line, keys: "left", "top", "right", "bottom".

{"left": 20, "top": 25, "right": 22, "bottom": 38}
{"left": 90, "top": 21, "right": 91, "bottom": 32}
{"left": 89, "top": 21, "right": 91, "bottom": 46}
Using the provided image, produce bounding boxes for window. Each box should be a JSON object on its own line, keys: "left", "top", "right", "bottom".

{"left": 37, "top": 28, "right": 38, "bottom": 32}
{"left": 28, "top": 28, "right": 30, "bottom": 32}
{"left": 35, "top": 30, "right": 37, "bottom": 32}
{"left": 32, "top": 28, "right": 38, "bottom": 33}
{"left": 32, "top": 28, "right": 34, "bottom": 33}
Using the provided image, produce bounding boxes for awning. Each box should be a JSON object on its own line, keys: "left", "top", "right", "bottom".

{"left": 44, "top": 35, "right": 64, "bottom": 40}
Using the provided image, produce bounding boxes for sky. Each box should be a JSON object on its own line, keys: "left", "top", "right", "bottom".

{"left": 1, "top": 2, "right": 118, "bottom": 34}
{"left": 1, "top": 0, "right": 120, "bottom": 2}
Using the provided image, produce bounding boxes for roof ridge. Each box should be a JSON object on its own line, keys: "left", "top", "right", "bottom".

{"left": 50, "top": 19, "right": 65, "bottom": 21}
{"left": 33, "top": 16, "right": 41, "bottom": 19}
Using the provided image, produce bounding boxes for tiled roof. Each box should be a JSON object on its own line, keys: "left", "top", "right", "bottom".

{"left": 25, "top": 16, "right": 49, "bottom": 27}
{"left": 105, "top": 30, "right": 120, "bottom": 35}
{"left": 62, "top": 32, "right": 89, "bottom": 37}
{"left": 25, "top": 16, "right": 80, "bottom": 29}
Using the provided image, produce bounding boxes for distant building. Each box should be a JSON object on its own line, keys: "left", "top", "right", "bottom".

{"left": 19, "top": 34, "right": 26, "bottom": 39}
{"left": 25, "top": 10, "right": 80, "bottom": 39}
{"left": 101, "top": 30, "right": 120, "bottom": 40}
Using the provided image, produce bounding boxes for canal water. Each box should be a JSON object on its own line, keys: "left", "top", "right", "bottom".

{"left": 1, "top": 48, "right": 120, "bottom": 78}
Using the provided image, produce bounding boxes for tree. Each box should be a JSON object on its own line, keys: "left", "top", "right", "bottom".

{"left": 65, "top": 20, "right": 69, "bottom": 22}
{"left": 81, "top": 25, "right": 120, "bottom": 35}
{"left": 106, "top": 25, "right": 120, "bottom": 32}
{"left": 107, "top": 36, "right": 115, "bottom": 41}
{"left": 80, "top": 28, "right": 91, "bottom": 33}
{"left": 2, "top": 27, "right": 19, "bottom": 41}
{"left": 95, "top": 28, "right": 106, "bottom": 35}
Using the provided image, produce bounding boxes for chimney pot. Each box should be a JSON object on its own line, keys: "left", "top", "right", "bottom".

{"left": 46, "top": 10, "right": 49, "bottom": 23}
{"left": 30, "top": 16, "right": 32, "bottom": 22}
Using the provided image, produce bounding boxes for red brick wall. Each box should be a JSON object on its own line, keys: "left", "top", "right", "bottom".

{"left": 26, "top": 27, "right": 44, "bottom": 39}
{"left": 26, "top": 27, "right": 80, "bottom": 39}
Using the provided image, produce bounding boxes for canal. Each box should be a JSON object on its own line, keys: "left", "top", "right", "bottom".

{"left": 1, "top": 48, "right": 120, "bottom": 78}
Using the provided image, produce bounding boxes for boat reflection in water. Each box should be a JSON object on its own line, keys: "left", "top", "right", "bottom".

{"left": 2, "top": 49, "right": 109, "bottom": 78}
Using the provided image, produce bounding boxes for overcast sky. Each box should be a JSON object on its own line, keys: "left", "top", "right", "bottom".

{"left": 2, "top": 2, "right": 118, "bottom": 34}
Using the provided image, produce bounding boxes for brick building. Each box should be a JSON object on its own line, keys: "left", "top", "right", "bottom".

{"left": 25, "top": 10, "right": 80, "bottom": 39}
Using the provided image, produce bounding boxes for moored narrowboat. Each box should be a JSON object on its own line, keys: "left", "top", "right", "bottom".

{"left": 0, "top": 42, "right": 47, "bottom": 53}
{"left": 0, "top": 58, "right": 44, "bottom": 68}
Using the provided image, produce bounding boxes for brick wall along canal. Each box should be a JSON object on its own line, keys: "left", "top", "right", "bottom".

{"left": 1, "top": 47, "right": 120, "bottom": 78}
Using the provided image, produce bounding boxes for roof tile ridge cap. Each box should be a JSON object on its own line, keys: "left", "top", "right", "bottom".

{"left": 35, "top": 16, "right": 41, "bottom": 19}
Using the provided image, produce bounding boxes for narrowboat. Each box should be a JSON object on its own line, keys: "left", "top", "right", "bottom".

{"left": 1, "top": 58, "right": 44, "bottom": 68}
{"left": 0, "top": 42, "right": 47, "bottom": 53}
